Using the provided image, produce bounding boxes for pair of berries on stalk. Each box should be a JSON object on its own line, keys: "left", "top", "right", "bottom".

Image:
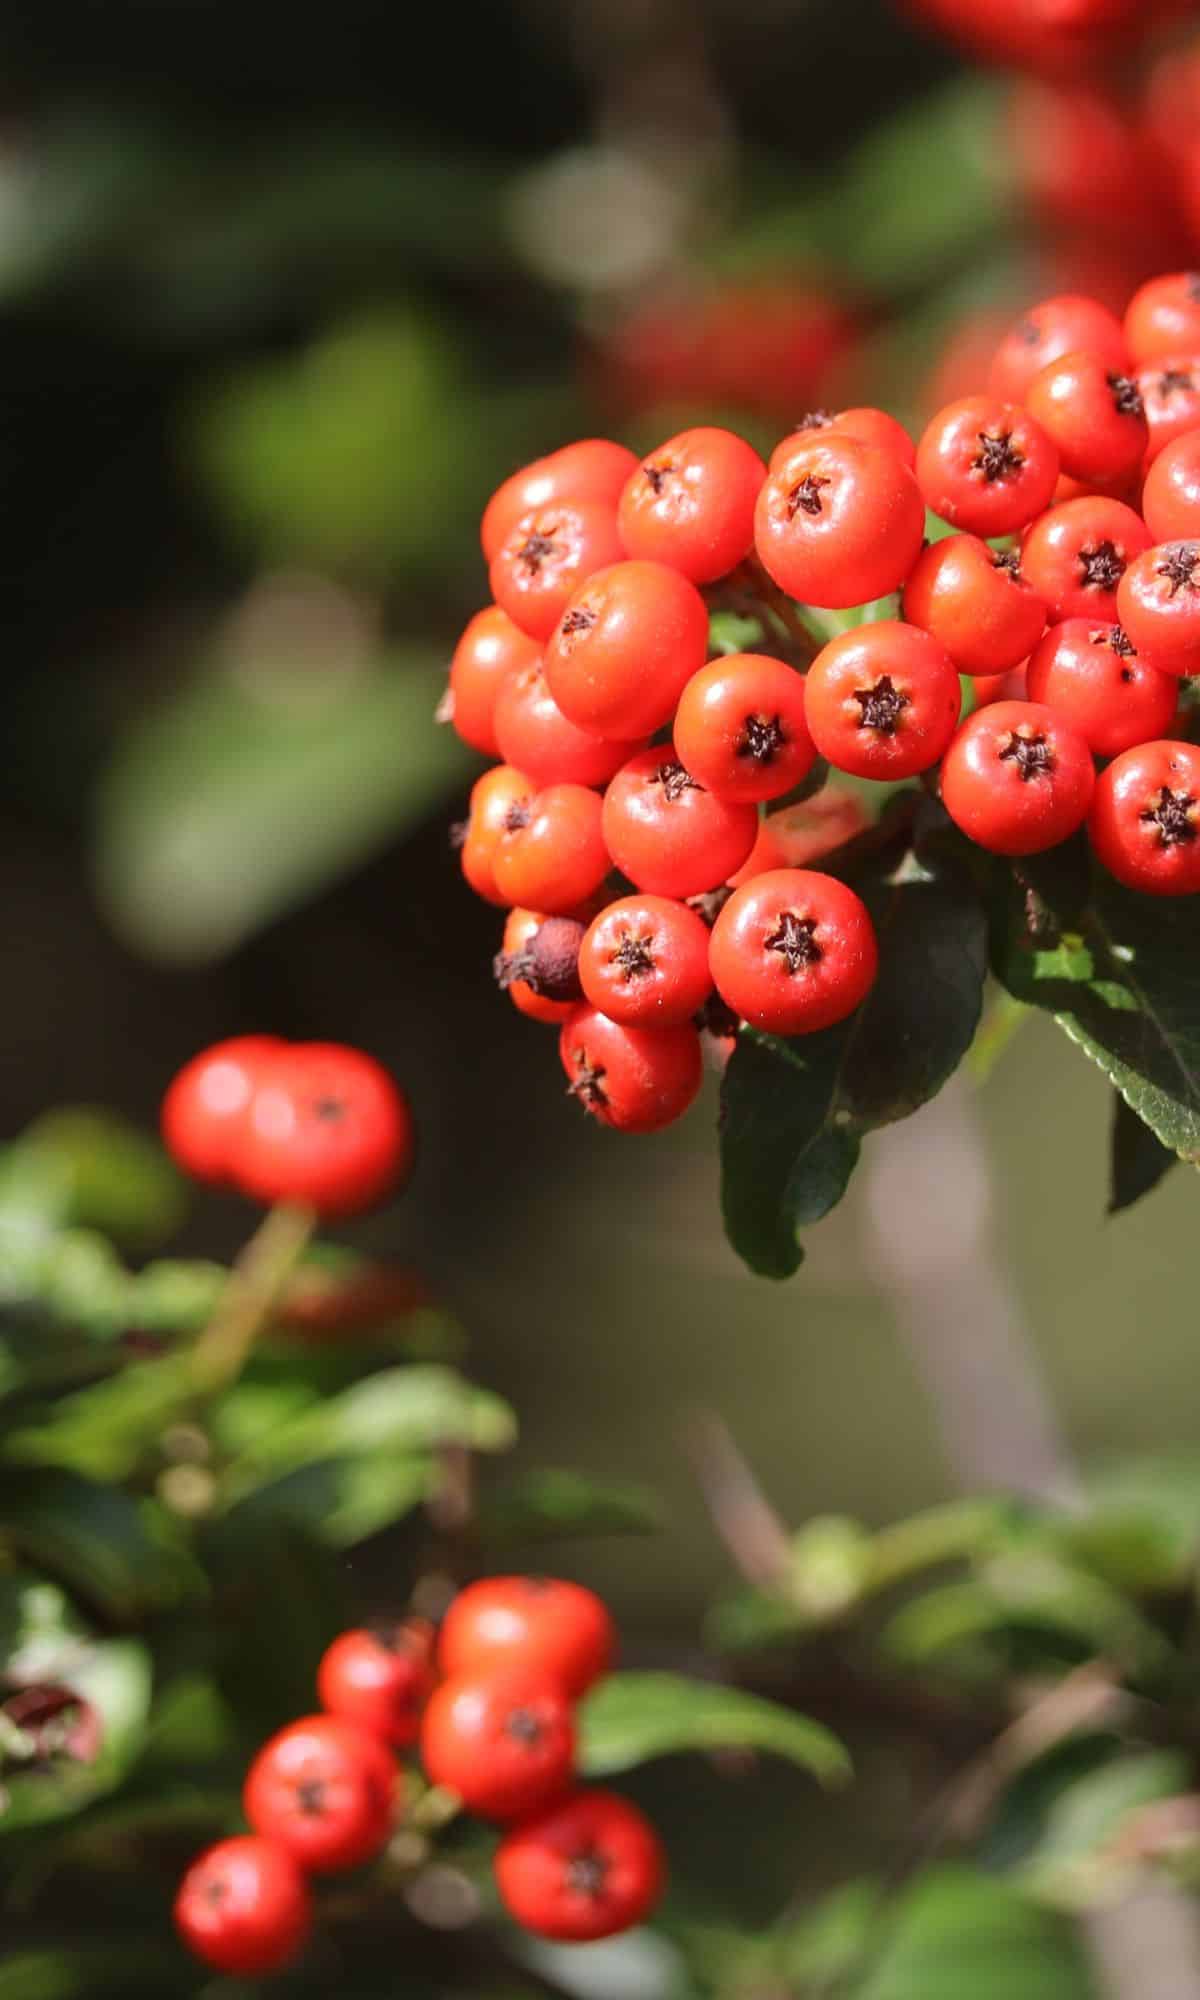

{"left": 161, "top": 1035, "right": 414, "bottom": 1217}
{"left": 446, "top": 270, "right": 1200, "bottom": 1139}
{"left": 175, "top": 1578, "right": 664, "bottom": 1976}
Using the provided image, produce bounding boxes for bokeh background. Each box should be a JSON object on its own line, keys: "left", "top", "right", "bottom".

{"left": 4, "top": 0, "right": 1200, "bottom": 1987}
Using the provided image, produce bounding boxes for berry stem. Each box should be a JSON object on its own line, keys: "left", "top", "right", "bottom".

{"left": 705, "top": 559, "right": 819, "bottom": 672}
{"left": 189, "top": 1200, "right": 318, "bottom": 1394}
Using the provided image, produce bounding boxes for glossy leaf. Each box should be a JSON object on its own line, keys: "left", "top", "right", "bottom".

{"left": 580, "top": 1671, "right": 850, "bottom": 1785}
{"left": 1109, "top": 1089, "right": 1177, "bottom": 1214}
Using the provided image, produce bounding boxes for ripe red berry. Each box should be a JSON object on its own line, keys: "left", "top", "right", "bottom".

{"left": 494, "top": 908, "right": 584, "bottom": 1024}
{"left": 174, "top": 1836, "right": 311, "bottom": 1976}
{"left": 1143, "top": 428, "right": 1200, "bottom": 540}
{"left": 989, "top": 294, "right": 1129, "bottom": 404}
{"left": 672, "top": 653, "right": 816, "bottom": 804}
{"left": 559, "top": 1006, "right": 703, "bottom": 1133}
{"left": 317, "top": 1620, "right": 436, "bottom": 1750}
{"left": 243, "top": 1715, "right": 398, "bottom": 1873}
{"left": 1024, "top": 350, "right": 1148, "bottom": 486}
{"left": 803, "top": 621, "right": 961, "bottom": 779}
{"left": 602, "top": 750, "right": 758, "bottom": 898}
{"left": 1117, "top": 540, "right": 1200, "bottom": 674}
{"left": 544, "top": 560, "right": 709, "bottom": 739}
{"left": 708, "top": 869, "right": 878, "bottom": 1035}
{"left": 491, "top": 782, "right": 610, "bottom": 913}
{"left": 617, "top": 426, "right": 766, "bottom": 584}
{"left": 161, "top": 1036, "right": 282, "bottom": 1187}
{"left": 1019, "top": 496, "right": 1151, "bottom": 622}
{"left": 1089, "top": 739, "right": 1200, "bottom": 894}
{"left": 915, "top": 396, "right": 1059, "bottom": 536}
{"left": 1024, "top": 620, "right": 1178, "bottom": 757}
{"left": 238, "top": 1044, "right": 414, "bottom": 1217}
{"left": 461, "top": 764, "right": 535, "bottom": 906}
{"left": 578, "top": 895, "right": 714, "bottom": 1027}
{"left": 754, "top": 435, "right": 925, "bottom": 609}
{"left": 770, "top": 406, "right": 915, "bottom": 469}
{"left": 1124, "top": 273, "right": 1200, "bottom": 367}
{"left": 1137, "top": 356, "right": 1200, "bottom": 467}
{"left": 420, "top": 1667, "right": 575, "bottom": 1821}
{"left": 439, "top": 1577, "right": 615, "bottom": 1696}
{"left": 940, "top": 701, "right": 1095, "bottom": 856}
{"left": 901, "top": 535, "right": 1046, "bottom": 675}
{"left": 490, "top": 500, "right": 624, "bottom": 642}
{"left": 481, "top": 440, "right": 638, "bottom": 563}
{"left": 494, "top": 1789, "right": 665, "bottom": 1942}
{"left": 494, "top": 660, "right": 644, "bottom": 788}
{"left": 447, "top": 607, "right": 541, "bottom": 758}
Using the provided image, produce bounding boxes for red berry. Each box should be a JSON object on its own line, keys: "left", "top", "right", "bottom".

{"left": 803, "top": 621, "right": 961, "bottom": 779}
{"left": 544, "top": 560, "right": 709, "bottom": 740}
{"left": 558, "top": 1006, "right": 703, "bottom": 1133}
{"left": 1024, "top": 620, "right": 1178, "bottom": 757}
{"left": 579, "top": 895, "right": 714, "bottom": 1027}
{"left": 161, "top": 1036, "right": 282, "bottom": 1187}
{"left": 769, "top": 406, "right": 915, "bottom": 469}
{"left": 490, "top": 500, "right": 624, "bottom": 642}
{"left": 439, "top": 1577, "right": 615, "bottom": 1696}
{"left": 602, "top": 750, "right": 758, "bottom": 898}
{"left": 754, "top": 435, "right": 925, "bottom": 609}
{"left": 708, "top": 868, "right": 878, "bottom": 1035}
{"left": 420, "top": 1667, "right": 575, "bottom": 1821}
{"left": 1089, "top": 739, "right": 1200, "bottom": 893}
{"left": 447, "top": 607, "right": 541, "bottom": 757}
{"left": 491, "top": 782, "right": 610, "bottom": 913}
{"left": 1024, "top": 350, "right": 1148, "bottom": 486}
{"left": 902, "top": 535, "right": 1046, "bottom": 675}
{"left": 481, "top": 440, "right": 638, "bottom": 563}
{"left": 1019, "top": 496, "right": 1151, "bottom": 622}
{"left": 494, "top": 1789, "right": 665, "bottom": 1943}
{"left": 1143, "top": 427, "right": 1200, "bottom": 540}
{"left": 617, "top": 426, "right": 766, "bottom": 584}
{"left": 1124, "top": 273, "right": 1200, "bottom": 366}
{"left": 989, "top": 294, "right": 1129, "bottom": 404}
{"left": 317, "top": 1620, "right": 436, "bottom": 1750}
{"left": 915, "top": 396, "right": 1059, "bottom": 536}
{"left": 940, "top": 700, "right": 1095, "bottom": 856}
{"left": 494, "top": 659, "right": 645, "bottom": 788}
{"left": 672, "top": 653, "right": 816, "bottom": 804}
{"left": 1117, "top": 539, "right": 1200, "bottom": 674}
{"left": 461, "top": 764, "right": 535, "bottom": 906}
{"left": 243, "top": 1715, "right": 398, "bottom": 1874}
{"left": 238, "top": 1044, "right": 414, "bottom": 1217}
{"left": 1137, "top": 356, "right": 1200, "bottom": 468}
{"left": 494, "top": 908, "right": 584, "bottom": 1024}
{"left": 174, "top": 1837, "right": 311, "bottom": 1977}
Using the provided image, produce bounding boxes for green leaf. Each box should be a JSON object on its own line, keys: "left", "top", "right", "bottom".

{"left": 991, "top": 846, "right": 1200, "bottom": 1168}
{"left": 719, "top": 812, "right": 987, "bottom": 1276}
{"left": 579, "top": 1671, "right": 850, "bottom": 1785}
{"left": 95, "top": 648, "right": 469, "bottom": 964}
{"left": 0, "top": 1471, "right": 198, "bottom": 1618}
{"left": 0, "top": 1947, "right": 182, "bottom": 1998}
{"left": 3, "top": 1355, "right": 200, "bottom": 1480}
{"left": 226, "top": 1451, "right": 432, "bottom": 1548}
{"left": 11, "top": 1111, "right": 186, "bottom": 1254}
{"left": 221, "top": 1364, "right": 515, "bottom": 1497}
{"left": 1109, "top": 1089, "right": 1177, "bottom": 1213}
{"left": 201, "top": 1515, "right": 353, "bottom": 1731}
{"left": 1022, "top": 1751, "right": 1188, "bottom": 1904}
{"left": 476, "top": 1468, "right": 661, "bottom": 1544}
{"left": 857, "top": 1867, "right": 1092, "bottom": 2000}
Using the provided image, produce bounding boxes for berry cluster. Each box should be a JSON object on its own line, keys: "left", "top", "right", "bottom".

{"left": 175, "top": 1581, "right": 663, "bottom": 1977}
{"left": 446, "top": 274, "right": 1200, "bottom": 1137}
{"left": 162, "top": 1036, "right": 414, "bottom": 1216}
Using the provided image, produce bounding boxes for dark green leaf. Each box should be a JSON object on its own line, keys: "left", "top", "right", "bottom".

{"left": 991, "top": 847, "right": 1200, "bottom": 1167}
{"left": 0, "top": 1471, "right": 199, "bottom": 1617}
{"left": 226, "top": 1451, "right": 432, "bottom": 1547}
{"left": 201, "top": 1515, "right": 353, "bottom": 1732}
{"left": 4, "top": 1356, "right": 199, "bottom": 1480}
{"left": 1109, "top": 1089, "right": 1177, "bottom": 1213}
{"left": 476, "top": 1468, "right": 661, "bottom": 1544}
{"left": 719, "top": 816, "right": 987, "bottom": 1276}
{"left": 579, "top": 1671, "right": 850, "bottom": 1785}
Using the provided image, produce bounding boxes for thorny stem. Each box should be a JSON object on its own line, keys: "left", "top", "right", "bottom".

{"left": 188, "top": 1200, "right": 317, "bottom": 1394}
